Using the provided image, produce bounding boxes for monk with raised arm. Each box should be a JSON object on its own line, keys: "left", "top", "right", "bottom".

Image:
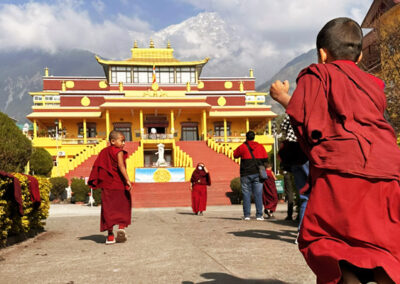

{"left": 270, "top": 17, "right": 400, "bottom": 284}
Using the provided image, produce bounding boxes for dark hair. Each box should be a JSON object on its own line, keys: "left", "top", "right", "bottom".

{"left": 108, "top": 130, "right": 123, "bottom": 142}
{"left": 246, "top": 131, "right": 255, "bottom": 141}
{"left": 316, "top": 17, "right": 363, "bottom": 62}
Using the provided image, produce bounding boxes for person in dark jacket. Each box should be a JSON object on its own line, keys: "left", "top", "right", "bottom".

{"left": 233, "top": 131, "right": 268, "bottom": 220}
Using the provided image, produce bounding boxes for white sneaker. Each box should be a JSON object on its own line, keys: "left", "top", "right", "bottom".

{"left": 243, "top": 217, "right": 250, "bottom": 221}
{"left": 256, "top": 216, "right": 265, "bottom": 221}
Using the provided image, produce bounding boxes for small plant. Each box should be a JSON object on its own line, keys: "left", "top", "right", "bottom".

{"left": 30, "top": 147, "right": 53, "bottom": 177}
{"left": 70, "top": 178, "right": 89, "bottom": 203}
{"left": 49, "top": 177, "right": 68, "bottom": 201}
{"left": 229, "top": 177, "right": 242, "bottom": 204}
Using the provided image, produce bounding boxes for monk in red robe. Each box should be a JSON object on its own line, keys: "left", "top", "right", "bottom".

{"left": 262, "top": 163, "right": 278, "bottom": 218}
{"left": 270, "top": 18, "right": 400, "bottom": 284}
{"left": 190, "top": 163, "right": 211, "bottom": 215}
{"left": 89, "top": 131, "right": 132, "bottom": 245}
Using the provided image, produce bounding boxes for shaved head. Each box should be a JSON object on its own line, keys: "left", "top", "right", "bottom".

{"left": 108, "top": 130, "right": 123, "bottom": 142}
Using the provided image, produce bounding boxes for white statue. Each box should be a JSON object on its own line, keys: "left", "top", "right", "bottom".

{"left": 155, "top": 143, "right": 168, "bottom": 166}
{"left": 149, "top": 127, "right": 157, "bottom": 139}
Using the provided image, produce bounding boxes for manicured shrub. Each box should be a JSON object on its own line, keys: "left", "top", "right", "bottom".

{"left": 0, "top": 173, "right": 51, "bottom": 247}
{"left": 70, "top": 178, "right": 89, "bottom": 203}
{"left": 92, "top": 189, "right": 102, "bottom": 206}
{"left": 30, "top": 147, "right": 53, "bottom": 177}
{"left": 0, "top": 112, "right": 32, "bottom": 172}
{"left": 49, "top": 177, "right": 68, "bottom": 201}
{"left": 229, "top": 177, "right": 242, "bottom": 204}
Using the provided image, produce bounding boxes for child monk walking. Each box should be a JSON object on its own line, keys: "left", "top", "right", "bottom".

{"left": 89, "top": 131, "right": 132, "bottom": 245}
{"left": 270, "top": 17, "right": 400, "bottom": 283}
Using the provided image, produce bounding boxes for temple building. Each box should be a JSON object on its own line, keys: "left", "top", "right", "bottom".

{"left": 27, "top": 40, "right": 276, "bottom": 183}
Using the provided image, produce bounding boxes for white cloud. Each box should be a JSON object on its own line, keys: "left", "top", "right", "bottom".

{"left": 92, "top": 0, "right": 105, "bottom": 14}
{"left": 0, "top": 0, "right": 372, "bottom": 81}
{"left": 0, "top": 2, "right": 151, "bottom": 58}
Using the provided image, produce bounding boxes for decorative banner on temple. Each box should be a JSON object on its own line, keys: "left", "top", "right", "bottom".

{"left": 135, "top": 168, "right": 185, "bottom": 182}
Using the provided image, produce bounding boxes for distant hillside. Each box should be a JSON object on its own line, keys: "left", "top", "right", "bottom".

{"left": 0, "top": 49, "right": 104, "bottom": 122}
{"left": 257, "top": 49, "right": 317, "bottom": 114}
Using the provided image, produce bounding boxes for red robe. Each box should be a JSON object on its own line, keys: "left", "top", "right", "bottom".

{"left": 0, "top": 171, "right": 23, "bottom": 216}
{"left": 190, "top": 168, "right": 211, "bottom": 213}
{"left": 262, "top": 169, "right": 278, "bottom": 212}
{"left": 287, "top": 60, "right": 400, "bottom": 283}
{"left": 88, "top": 146, "right": 131, "bottom": 232}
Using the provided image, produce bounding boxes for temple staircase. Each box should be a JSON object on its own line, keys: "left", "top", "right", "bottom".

{"left": 131, "top": 141, "right": 239, "bottom": 208}
{"left": 64, "top": 142, "right": 139, "bottom": 182}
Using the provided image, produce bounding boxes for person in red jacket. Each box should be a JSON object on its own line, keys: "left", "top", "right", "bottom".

{"left": 190, "top": 162, "right": 211, "bottom": 216}
{"left": 233, "top": 131, "right": 268, "bottom": 220}
{"left": 270, "top": 17, "right": 400, "bottom": 284}
{"left": 88, "top": 130, "right": 132, "bottom": 245}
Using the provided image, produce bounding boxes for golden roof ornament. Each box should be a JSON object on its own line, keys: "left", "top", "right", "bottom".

{"left": 149, "top": 39, "right": 155, "bottom": 48}
{"left": 133, "top": 40, "right": 138, "bottom": 48}
{"left": 167, "top": 40, "right": 171, "bottom": 49}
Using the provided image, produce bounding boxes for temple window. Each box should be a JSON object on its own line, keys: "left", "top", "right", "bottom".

{"left": 111, "top": 66, "right": 132, "bottom": 83}
{"left": 77, "top": 122, "right": 97, "bottom": 138}
{"left": 214, "top": 121, "right": 231, "bottom": 136}
{"left": 159, "top": 67, "right": 174, "bottom": 83}
{"left": 176, "top": 67, "right": 196, "bottom": 84}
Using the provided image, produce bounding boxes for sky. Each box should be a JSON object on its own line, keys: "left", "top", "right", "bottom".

{"left": 0, "top": 0, "right": 373, "bottom": 80}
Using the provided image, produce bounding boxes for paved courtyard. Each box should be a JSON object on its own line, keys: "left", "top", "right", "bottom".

{"left": 0, "top": 204, "right": 315, "bottom": 284}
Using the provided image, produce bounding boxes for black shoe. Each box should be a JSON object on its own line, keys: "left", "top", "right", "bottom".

{"left": 284, "top": 216, "right": 293, "bottom": 221}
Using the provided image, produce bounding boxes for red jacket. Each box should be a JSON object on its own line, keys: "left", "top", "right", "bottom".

{"left": 234, "top": 141, "right": 268, "bottom": 177}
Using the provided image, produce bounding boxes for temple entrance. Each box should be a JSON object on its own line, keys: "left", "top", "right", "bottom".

{"left": 113, "top": 122, "right": 132, "bottom": 141}
{"left": 181, "top": 122, "right": 199, "bottom": 141}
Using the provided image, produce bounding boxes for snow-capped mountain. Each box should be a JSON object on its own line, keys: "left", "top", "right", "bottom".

{"left": 152, "top": 12, "right": 246, "bottom": 77}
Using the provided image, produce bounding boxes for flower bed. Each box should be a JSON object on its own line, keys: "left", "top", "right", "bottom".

{"left": 0, "top": 174, "right": 51, "bottom": 247}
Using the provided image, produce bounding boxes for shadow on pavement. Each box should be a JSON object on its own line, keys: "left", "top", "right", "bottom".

{"left": 207, "top": 217, "right": 243, "bottom": 221}
{"left": 78, "top": 234, "right": 105, "bottom": 244}
{"left": 177, "top": 212, "right": 197, "bottom": 216}
{"left": 227, "top": 229, "right": 297, "bottom": 244}
{"left": 182, "top": 272, "right": 289, "bottom": 283}
{"left": 266, "top": 219, "right": 299, "bottom": 228}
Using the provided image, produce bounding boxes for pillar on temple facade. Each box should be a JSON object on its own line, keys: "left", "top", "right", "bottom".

{"left": 106, "top": 110, "right": 110, "bottom": 139}
{"left": 33, "top": 119, "right": 37, "bottom": 139}
{"left": 170, "top": 110, "right": 175, "bottom": 135}
{"left": 268, "top": 120, "right": 272, "bottom": 135}
{"left": 223, "top": 118, "right": 227, "bottom": 143}
{"left": 58, "top": 119, "right": 62, "bottom": 131}
{"left": 83, "top": 119, "right": 87, "bottom": 144}
{"left": 139, "top": 110, "right": 144, "bottom": 136}
{"left": 246, "top": 118, "right": 249, "bottom": 132}
{"left": 202, "top": 110, "right": 207, "bottom": 141}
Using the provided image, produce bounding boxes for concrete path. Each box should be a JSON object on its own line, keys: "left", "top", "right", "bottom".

{"left": 0, "top": 204, "right": 315, "bottom": 284}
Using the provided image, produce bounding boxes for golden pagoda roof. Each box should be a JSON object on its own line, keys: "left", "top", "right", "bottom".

{"left": 95, "top": 41, "right": 209, "bottom": 67}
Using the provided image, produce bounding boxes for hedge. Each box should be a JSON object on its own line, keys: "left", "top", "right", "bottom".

{"left": 30, "top": 147, "right": 53, "bottom": 177}
{"left": 71, "top": 178, "right": 90, "bottom": 203}
{"left": 0, "top": 174, "right": 51, "bottom": 247}
{"left": 49, "top": 177, "right": 68, "bottom": 201}
{"left": 0, "top": 112, "right": 32, "bottom": 172}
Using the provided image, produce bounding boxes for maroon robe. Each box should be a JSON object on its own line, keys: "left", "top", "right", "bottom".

{"left": 88, "top": 146, "right": 131, "bottom": 232}
{"left": 190, "top": 166, "right": 211, "bottom": 213}
{"left": 287, "top": 60, "right": 400, "bottom": 283}
{"left": 0, "top": 171, "right": 23, "bottom": 216}
{"left": 24, "top": 174, "right": 41, "bottom": 207}
{"left": 262, "top": 169, "right": 278, "bottom": 212}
